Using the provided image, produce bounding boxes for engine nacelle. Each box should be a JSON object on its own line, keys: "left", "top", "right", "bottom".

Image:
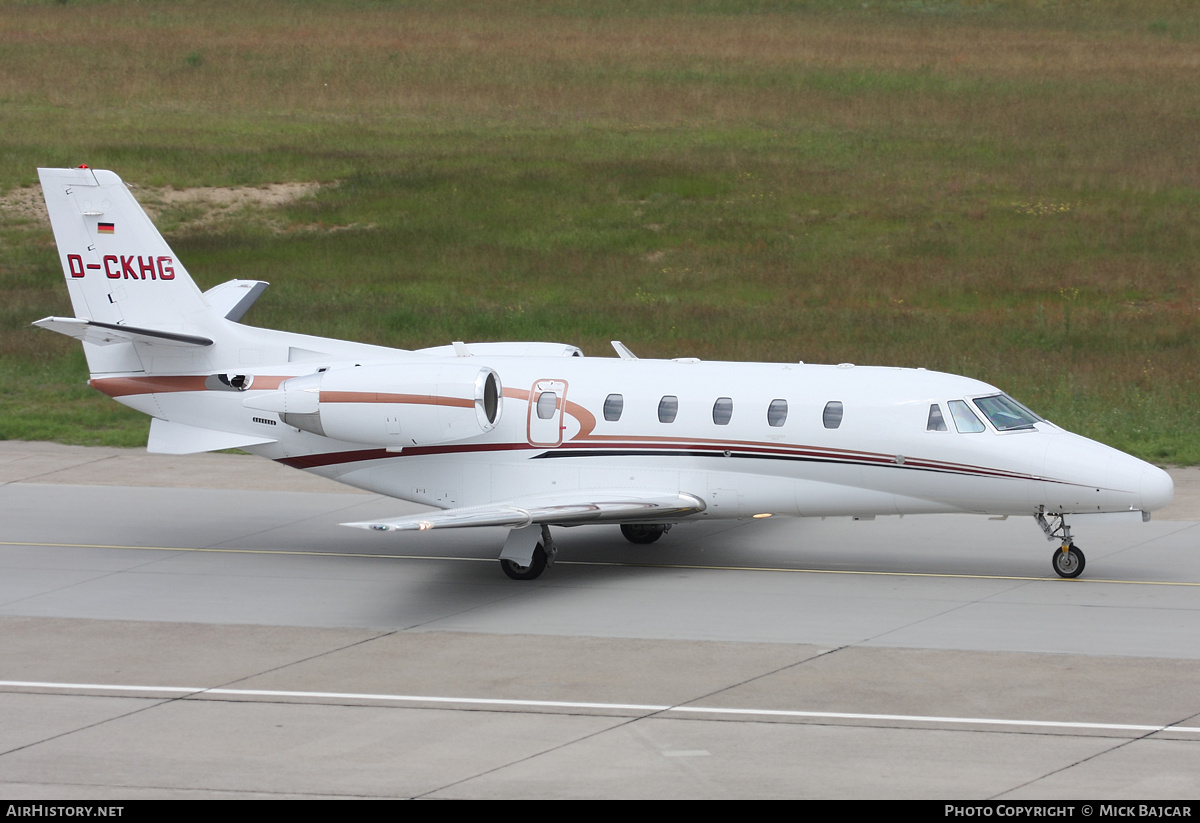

{"left": 245, "top": 362, "right": 502, "bottom": 447}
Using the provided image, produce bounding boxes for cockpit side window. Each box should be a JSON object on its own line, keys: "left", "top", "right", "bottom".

{"left": 947, "top": 399, "right": 986, "bottom": 433}
{"left": 973, "top": 394, "right": 1043, "bottom": 431}
{"left": 927, "top": 403, "right": 948, "bottom": 432}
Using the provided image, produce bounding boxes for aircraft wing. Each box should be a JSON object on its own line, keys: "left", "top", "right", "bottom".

{"left": 341, "top": 490, "right": 706, "bottom": 532}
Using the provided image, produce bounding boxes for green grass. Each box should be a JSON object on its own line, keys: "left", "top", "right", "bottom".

{"left": 0, "top": 0, "right": 1196, "bottom": 462}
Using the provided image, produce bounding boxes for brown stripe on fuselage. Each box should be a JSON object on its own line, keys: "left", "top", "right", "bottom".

{"left": 564, "top": 398, "right": 596, "bottom": 438}
{"left": 502, "top": 385, "right": 597, "bottom": 438}
{"left": 91, "top": 375, "right": 209, "bottom": 397}
{"left": 90, "top": 374, "right": 290, "bottom": 397}
{"left": 319, "top": 391, "right": 475, "bottom": 408}
{"left": 94, "top": 376, "right": 1038, "bottom": 485}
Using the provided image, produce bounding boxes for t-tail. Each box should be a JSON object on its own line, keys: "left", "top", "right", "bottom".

{"left": 33, "top": 166, "right": 272, "bottom": 378}
{"left": 33, "top": 167, "right": 396, "bottom": 455}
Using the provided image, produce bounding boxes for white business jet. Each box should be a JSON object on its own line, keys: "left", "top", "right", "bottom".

{"left": 33, "top": 167, "right": 1173, "bottom": 580}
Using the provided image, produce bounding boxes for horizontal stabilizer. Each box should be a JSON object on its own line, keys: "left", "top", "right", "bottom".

{"left": 202, "top": 280, "right": 269, "bottom": 322}
{"left": 33, "top": 316, "right": 213, "bottom": 348}
{"left": 147, "top": 418, "right": 277, "bottom": 455}
{"left": 341, "top": 490, "right": 706, "bottom": 532}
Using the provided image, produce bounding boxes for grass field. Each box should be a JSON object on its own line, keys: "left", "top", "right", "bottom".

{"left": 1, "top": 0, "right": 1197, "bottom": 462}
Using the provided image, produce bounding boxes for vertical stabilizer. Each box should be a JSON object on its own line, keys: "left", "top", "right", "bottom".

{"left": 37, "top": 168, "right": 390, "bottom": 380}
{"left": 38, "top": 167, "right": 210, "bottom": 329}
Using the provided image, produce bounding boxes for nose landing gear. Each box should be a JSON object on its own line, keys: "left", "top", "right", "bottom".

{"left": 1035, "top": 512, "right": 1086, "bottom": 579}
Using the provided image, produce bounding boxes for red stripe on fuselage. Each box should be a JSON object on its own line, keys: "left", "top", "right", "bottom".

{"left": 277, "top": 441, "right": 533, "bottom": 469}
{"left": 274, "top": 438, "right": 1045, "bottom": 483}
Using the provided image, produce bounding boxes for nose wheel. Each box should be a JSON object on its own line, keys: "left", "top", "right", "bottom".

{"left": 1052, "top": 543, "right": 1086, "bottom": 579}
{"left": 1036, "top": 512, "right": 1087, "bottom": 579}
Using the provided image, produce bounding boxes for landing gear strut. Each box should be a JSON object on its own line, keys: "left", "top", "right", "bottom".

{"left": 1035, "top": 512, "right": 1086, "bottom": 579}
{"left": 620, "top": 523, "right": 670, "bottom": 544}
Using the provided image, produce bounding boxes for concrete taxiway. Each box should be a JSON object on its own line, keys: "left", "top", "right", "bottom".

{"left": 1, "top": 441, "right": 1198, "bottom": 799}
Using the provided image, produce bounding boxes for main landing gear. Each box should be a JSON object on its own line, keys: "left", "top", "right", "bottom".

{"left": 500, "top": 545, "right": 549, "bottom": 581}
{"left": 620, "top": 523, "right": 670, "bottom": 545}
{"left": 499, "top": 524, "right": 557, "bottom": 581}
{"left": 1035, "top": 512, "right": 1086, "bottom": 579}
{"left": 498, "top": 523, "right": 675, "bottom": 580}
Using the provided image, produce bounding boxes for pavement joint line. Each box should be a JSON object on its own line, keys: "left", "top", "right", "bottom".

{"left": 3, "top": 680, "right": 1199, "bottom": 735}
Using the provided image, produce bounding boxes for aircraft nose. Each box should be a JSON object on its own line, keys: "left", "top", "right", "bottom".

{"left": 1139, "top": 464, "right": 1174, "bottom": 512}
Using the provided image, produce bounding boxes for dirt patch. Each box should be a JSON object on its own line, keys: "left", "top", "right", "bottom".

{"left": 0, "top": 185, "right": 51, "bottom": 225}
{"left": 1, "top": 181, "right": 322, "bottom": 232}
{"left": 146, "top": 181, "right": 320, "bottom": 214}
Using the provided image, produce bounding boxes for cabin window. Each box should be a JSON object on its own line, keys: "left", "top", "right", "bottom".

{"left": 927, "top": 403, "right": 948, "bottom": 432}
{"left": 823, "top": 401, "right": 843, "bottom": 429}
{"left": 536, "top": 391, "right": 558, "bottom": 420}
{"left": 767, "top": 399, "right": 788, "bottom": 428}
{"left": 973, "top": 394, "right": 1042, "bottom": 431}
{"left": 948, "top": 399, "right": 986, "bottom": 433}
{"left": 712, "top": 397, "right": 733, "bottom": 425}
{"left": 658, "top": 395, "right": 678, "bottom": 424}
{"left": 603, "top": 393, "right": 624, "bottom": 422}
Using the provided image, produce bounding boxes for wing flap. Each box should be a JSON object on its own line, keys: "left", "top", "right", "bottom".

{"left": 341, "top": 490, "right": 706, "bottom": 532}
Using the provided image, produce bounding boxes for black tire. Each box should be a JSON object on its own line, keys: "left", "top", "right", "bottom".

{"left": 1051, "top": 545, "right": 1085, "bottom": 579}
{"left": 620, "top": 524, "right": 666, "bottom": 545}
{"left": 501, "top": 544, "right": 548, "bottom": 580}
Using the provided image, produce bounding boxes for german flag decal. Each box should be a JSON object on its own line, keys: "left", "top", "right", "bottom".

{"left": 97, "top": 222, "right": 115, "bottom": 234}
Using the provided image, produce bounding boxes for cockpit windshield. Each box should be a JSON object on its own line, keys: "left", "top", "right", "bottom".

{"left": 972, "top": 394, "right": 1043, "bottom": 431}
